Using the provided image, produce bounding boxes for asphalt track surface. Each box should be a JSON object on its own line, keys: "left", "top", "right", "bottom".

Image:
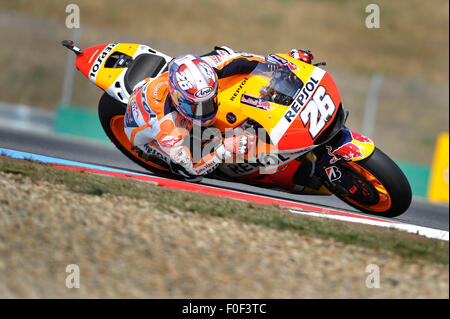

{"left": 0, "top": 126, "right": 448, "bottom": 231}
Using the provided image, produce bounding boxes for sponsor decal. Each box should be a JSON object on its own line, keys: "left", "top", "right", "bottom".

{"left": 267, "top": 54, "right": 298, "bottom": 71}
{"left": 349, "top": 185, "right": 358, "bottom": 194}
{"left": 194, "top": 159, "right": 220, "bottom": 175}
{"left": 335, "top": 142, "right": 364, "bottom": 161}
{"left": 131, "top": 99, "right": 140, "bottom": 122}
{"left": 230, "top": 77, "right": 248, "bottom": 101}
{"left": 259, "top": 100, "right": 272, "bottom": 110}
{"left": 223, "top": 153, "right": 294, "bottom": 176}
{"left": 129, "top": 85, "right": 156, "bottom": 124}
{"left": 240, "top": 94, "right": 271, "bottom": 110}
{"left": 326, "top": 145, "right": 339, "bottom": 164}
{"left": 269, "top": 68, "right": 326, "bottom": 146}
{"left": 216, "top": 49, "right": 229, "bottom": 56}
{"left": 326, "top": 142, "right": 365, "bottom": 164}
{"left": 143, "top": 144, "right": 171, "bottom": 164}
{"left": 159, "top": 136, "right": 183, "bottom": 148}
{"left": 194, "top": 86, "right": 213, "bottom": 98}
{"left": 323, "top": 128, "right": 371, "bottom": 164}
{"left": 350, "top": 131, "right": 372, "bottom": 143}
{"left": 240, "top": 95, "right": 258, "bottom": 106}
{"left": 203, "top": 55, "right": 222, "bottom": 67}
{"left": 152, "top": 80, "right": 168, "bottom": 103}
{"left": 284, "top": 77, "right": 319, "bottom": 123}
{"left": 125, "top": 106, "right": 138, "bottom": 128}
{"left": 198, "top": 61, "right": 216, "bottom": 81}
{"left": 325, "top": 166, "right": 342, "bottom": 182}
{"left": 141, "top": 86, "right": 153, "bottom": 114}
{"left": 89, "top": 43, "right": 118, "bottom": 80}
{"left": 211, "top": 55, "right": 221, "bottom": 64}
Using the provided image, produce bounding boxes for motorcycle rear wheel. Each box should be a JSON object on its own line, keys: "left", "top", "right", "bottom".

{"left": 332, "top": 147, "right": 412, "bottom": 217}
{"left": 98, "top": 92, "right": 172, "bottom": 175}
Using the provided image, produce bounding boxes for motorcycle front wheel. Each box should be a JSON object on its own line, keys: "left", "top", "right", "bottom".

{"left": 332, "top": 147, "right": 412, "bottom": 217}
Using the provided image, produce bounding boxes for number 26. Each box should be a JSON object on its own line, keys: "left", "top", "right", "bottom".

{"left": 300, "top": 86, "right": 336, "bottom": 138}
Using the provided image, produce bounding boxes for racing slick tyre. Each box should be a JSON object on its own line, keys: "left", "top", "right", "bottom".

{"left": 98, "top": 92, "right": 172, "bottom": 176}
{"left": 332, "top": 147, "right": 412, "bottom": 217}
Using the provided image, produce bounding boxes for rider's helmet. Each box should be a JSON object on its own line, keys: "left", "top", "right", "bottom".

{"left": 168, "top": 55, "right": 219, "bottom": 126}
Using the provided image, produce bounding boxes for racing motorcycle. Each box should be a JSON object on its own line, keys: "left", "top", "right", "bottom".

{"left": 61, "top": 40, "right": 412, "bottom": 217}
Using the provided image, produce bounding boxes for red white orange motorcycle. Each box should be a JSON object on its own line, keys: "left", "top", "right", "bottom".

{"left": 62, "top": 40, "right": 412, "bottom": 217}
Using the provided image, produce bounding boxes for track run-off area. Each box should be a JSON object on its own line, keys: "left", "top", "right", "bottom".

{"left": 0, "top": 126, "right": 448, "bottom": 241}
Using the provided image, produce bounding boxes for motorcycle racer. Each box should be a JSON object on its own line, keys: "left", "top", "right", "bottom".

{"left": 124, "top": 46, "right": 314, "bottom": 178}
{"left": 63, "top": 38, "right": 412, "bottom": 217}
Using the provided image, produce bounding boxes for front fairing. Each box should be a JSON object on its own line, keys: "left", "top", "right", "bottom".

{"left": 215, "top": 54, "right": 344, "bottom": 152}
{"left": 318, "top": 126, "right": 375, "bottom": 165}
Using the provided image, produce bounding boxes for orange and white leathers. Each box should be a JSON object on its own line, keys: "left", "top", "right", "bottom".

{"left": 124, "top": 47, "right": 265, "bottom": 176}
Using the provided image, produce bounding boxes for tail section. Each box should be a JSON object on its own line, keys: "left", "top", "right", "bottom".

{"left": 61, "top": 40, "right": 172, "bottom": 104}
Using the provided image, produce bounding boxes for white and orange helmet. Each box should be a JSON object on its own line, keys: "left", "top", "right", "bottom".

{"left": 168, "top": 55, "right": 219, "bottom": 126}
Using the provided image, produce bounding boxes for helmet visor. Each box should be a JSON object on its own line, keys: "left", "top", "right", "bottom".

{"left": 179, "top": 94, "right": 218, "bottom": 120}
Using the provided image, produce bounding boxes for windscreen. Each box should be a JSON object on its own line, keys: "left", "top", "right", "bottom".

{"left": 248, "top": 62, "right": 304, "bottom": 106}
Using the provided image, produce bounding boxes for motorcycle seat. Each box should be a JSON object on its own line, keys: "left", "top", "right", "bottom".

{"left": 124, "top": 53, "right": 167, "bottom": 94}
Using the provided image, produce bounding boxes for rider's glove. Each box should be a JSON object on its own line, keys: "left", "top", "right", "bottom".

{"left": 215, "top": 134, "right": 256, "bottom": 161}
{"left": 288, "top": 49, "right": 314, "bottom": 64}
{"left": 172, "top": 147, "right": 191, "bottom": 166}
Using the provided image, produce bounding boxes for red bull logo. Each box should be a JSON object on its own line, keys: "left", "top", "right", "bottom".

{"left": 333, "top": 142, "right": 365, "bottom": 161}
{"left": 351, "top": 131, "right": 372, "bottom": 143}
{"left": 326, "top": 142, "right": 365, "bottom": 164}
{"left": 240, "top": 94, "right": 272, "bottom": 110}
{"left": 325, "top": 129, "right": 373, "bottom": 164}
{"left": 258, "top": 100, "right": 272, "bottom": 110}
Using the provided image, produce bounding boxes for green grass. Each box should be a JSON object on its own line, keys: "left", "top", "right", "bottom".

{"left": 0, "top": 156, "right": 448, "bottom": 265}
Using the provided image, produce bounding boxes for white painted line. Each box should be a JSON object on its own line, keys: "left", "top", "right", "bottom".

{"left": 290, "top": 209, "right": 449, "bottom": 241}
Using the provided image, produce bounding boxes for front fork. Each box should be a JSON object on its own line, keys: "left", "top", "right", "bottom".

{"left": 313, "top": 126, "right": 375, "bottom": 195}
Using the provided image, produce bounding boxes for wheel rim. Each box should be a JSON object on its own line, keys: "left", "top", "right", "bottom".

{"left": 109, "top": 115, "right": 170, "bottom": 172}
{"left": 341, "top": 161, "right": 392, "bottom": 212}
